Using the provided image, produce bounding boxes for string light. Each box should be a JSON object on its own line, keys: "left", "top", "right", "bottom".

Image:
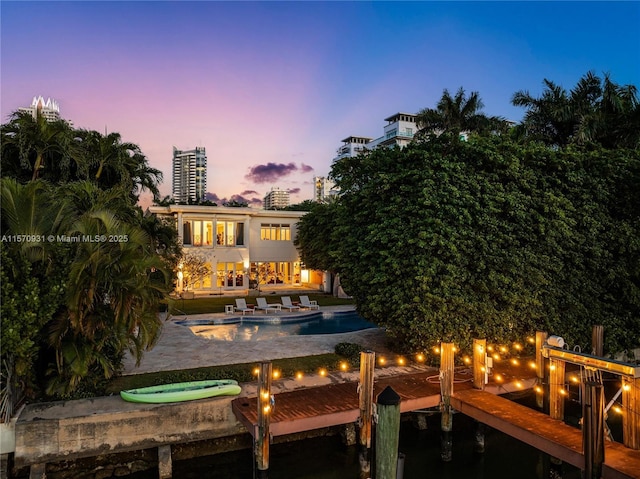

{"left": 500, "top": 346, "right": 508, "bottom": 354}
{"left": 378, "top": 357, "right": 386, "bottom": 366}
{"left": 263, "top": 405, "right": 271, "bottom": 414}
{"left": 535, "top": 386, "right": 543, "bottom": 394}
{"left": 560, "top": 388, "right": 567, "bottom": 396}
{"left": 514, "top": 343, "right": 522, "bottom": 351}
{"left": 529, "top": 361, "right": 537, "bottom": 370}
{"left": 319, "top": 368, "right": 327, "bottom": 377}
{"left": 623, "top": 383, "right": 631, "bottom": 392}
{"left": 295, "top": 372, "right": 303, "bottom": 380}
{"left": 261, "top": 391, "right": 270, "bottom": 400}
{"left": 463, "top": 356, "right": 471, "bottom": 365}
{"left": 340, "top": 362, "right": 349, "bottom": 371}
{"left": 492, "top": 353, "right": 501, "bottom": 361}
{"left": 487, "top": 346, "right": 494, "bottom": 352}
{"left": 434, "top": 346, "right": 440, "bottom": 354}
{"left": 511, "top": 359, "right": 520, "bottom": 366}
{"left": 397, "top": 357, "right": 406, "bottom": 366}
{"left": 416, "top": 353, "right": 425, "bottom": 362}
{"left": 495, "top": 374, "right": 503, "bottom": 382}
{"left": 570, "top": 376, "right": 579, "bottom": 383}
{"left": 527, "top": 337, "right": 535, "bottom": 344}
{"left": 253, "top": 367, "right": 260, "bottom": 376}
{"left": 612, "top": 405, "right": 623, "bottom": 414}
{"left": 272, "top": 370, "right": 281, "bottom": 379}
{"left": 515, "top": 381, "right": 523, "bottom": 389}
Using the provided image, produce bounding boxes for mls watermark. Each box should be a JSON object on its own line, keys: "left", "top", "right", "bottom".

{"left": 1, "top": 234, "right": 129, "bottom": 243}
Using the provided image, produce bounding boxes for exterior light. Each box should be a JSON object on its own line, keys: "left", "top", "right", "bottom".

{"left": 340, "top": 362, "right": 348, "bottom": 371}
{"left": 511, "top": 359, "right": 519, "bottom": 366}
{"left": 296, "top": 372, "right": 303, "bottom": 380}
{"left": 272, "top": 370, "right": 280, "bottom": 379}
{"left": 416, "top": 353, "right": 425, "bottom": 362}
{"left": 623, "top": 384, "right": 631, "bottom": 392}
{"left": 397, "top": 357, "right": 405, "bottom": 366}
{"left": 529, "top": 361, "right": 537, "bottom": 370}
{"left": 319, "top": 368, "right": 327, "bottom": 376}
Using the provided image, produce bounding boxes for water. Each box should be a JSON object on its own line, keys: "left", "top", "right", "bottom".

{"left": 177, "top": 311, "right": 377, "bottom": 341}
{"left": 127, "top": 411, "right": 582, "bottom": 479}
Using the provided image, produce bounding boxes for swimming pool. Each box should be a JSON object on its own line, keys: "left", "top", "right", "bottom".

{"left": 175, "top": 310, "right": 377, "bottom": 341}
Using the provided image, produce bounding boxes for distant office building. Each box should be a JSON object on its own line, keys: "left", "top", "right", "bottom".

{"left": 333, "top": 112, "right": 417, "bottom": 163}
{"left": 263, "top": 187, "right": 290, "bottom": 210}
{"left": 172, "top": 146, "right": 207, "bottom": 203}
{"left": 313, "top": 176, "right": 339, "bottom": 203}
{"left": 18, "top": 96, "right": 61, "bottom": 122}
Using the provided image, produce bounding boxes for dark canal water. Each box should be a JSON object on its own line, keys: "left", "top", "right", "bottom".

{"left": 126, "top": 394, "right": 589, "bottom": 479}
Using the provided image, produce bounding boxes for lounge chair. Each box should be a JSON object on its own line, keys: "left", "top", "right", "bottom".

{"left": 235, "top": 298, "right": 255, "bottom": 315}
{"left": 255, "top": 297, "right": 282, "bottom": 313}
{"left": 279, "top": 296, "right": 300, "bottom": 312}
{"left": 298, "top": 295, "right": 319, "bottom": 310}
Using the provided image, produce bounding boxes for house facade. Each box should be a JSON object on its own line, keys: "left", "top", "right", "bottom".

{"left": 149, "top": 204, "right": 323, "bottom": 293}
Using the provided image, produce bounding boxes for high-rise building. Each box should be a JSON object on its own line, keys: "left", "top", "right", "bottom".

{"left": 263, "top": 187, "right": 290, "bottom": 210}
{"left": 172, "top": 146, "right": 207, "bottom": 203}
{"left": 333, "top": 112, "right": 417, "bottom": 163}
{"left": 313, "top": 176, "right": 339, "bottom": 203}
{"left": 18, "top": 96, "right": 61, "bottom": 122}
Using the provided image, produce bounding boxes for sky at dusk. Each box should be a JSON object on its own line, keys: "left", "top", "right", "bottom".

{"left": 2, "top": 1, "right": 639, "bottom": 207}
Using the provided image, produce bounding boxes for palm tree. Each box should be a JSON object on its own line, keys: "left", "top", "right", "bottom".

{"left": 416, "top": 87, "right": 508, "bottom": 137}
{"left": 74, "top": 129, "right": 163, "bottom": 201}
{"left": 512, "top": 72, "right": 639, "bottom": 148}
{"left": 46, "top": 208, "right": 169, "bottom": 394}
{"left": 0, "top": 110, "right": 73, "bottom": 182}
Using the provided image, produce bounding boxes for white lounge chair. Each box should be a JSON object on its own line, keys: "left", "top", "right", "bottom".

{"left": 235, "top": 298, "right": 255, "bottom": 315}
{"left": 279, "top": 296, "right": 300, "bottom": 312}
{"left": 298, "top": 295, "right": 319, "bottom": 310}
{"left": 256, "top": 297, "right": 281, "bottom": 313}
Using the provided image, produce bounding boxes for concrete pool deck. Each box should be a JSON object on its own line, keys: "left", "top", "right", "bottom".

{"left": 122, "top": 306, "right": 392, "bottom": 375}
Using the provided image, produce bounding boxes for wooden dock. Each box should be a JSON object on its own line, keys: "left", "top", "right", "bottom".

{"left": 232, "top": 369, "right": 640, "bottom": 479}
{"left": 232, "top": 369, "right": 459, "bottom": 437}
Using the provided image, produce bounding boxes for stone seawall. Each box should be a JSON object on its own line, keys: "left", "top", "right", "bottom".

{"left": 13, "top": 393, "right": 247, "bottom": 471}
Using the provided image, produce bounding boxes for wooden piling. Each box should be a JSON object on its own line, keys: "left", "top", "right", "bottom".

{"left": 472, "top": 339, "right": 486, "bottom": 390}
{"left": 622, "top": 376, "right": 640, "bottom": 450}
{"left": 358, "top": 351, "right": 375, "bottom": 479}
{"left": 474, "top": 421, "right": 485, "bottom": 454}
{"left": 591, "top": 325, "right": 604, "bottom": 357}
{"left": 583, "top": 381, "right": 605, "bottom": 479}
{"left": 549, "top": 358, "right": 565, "bottom": 421}
{"left": 440, "top": 342, "right": 455, "bottom": 462}
{"left": 255, "top": 361, "right": 272, "bottom": 479}
{"left": 536, "top": 331, "right": 548, "bottom": 410}
{"left": 157, "top": 445, "right": 172, "bottom": 479}
{"left": 375, "top": 386, "right": 401, "bottom": 479}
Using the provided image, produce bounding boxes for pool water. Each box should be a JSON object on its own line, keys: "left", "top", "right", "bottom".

{"left": 176, "top": 311, "right": 377, "bottom": 341}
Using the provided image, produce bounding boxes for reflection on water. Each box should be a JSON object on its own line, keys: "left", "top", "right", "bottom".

{"left": 184, "top": 312, "right": 376, "bottom": 341}
{"left": 190, "top": 324, "right": 295, "bottom": 341}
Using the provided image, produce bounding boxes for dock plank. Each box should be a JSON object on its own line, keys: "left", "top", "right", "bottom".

{"left": 451, "top": 389, "right": 640, "bottom": 479}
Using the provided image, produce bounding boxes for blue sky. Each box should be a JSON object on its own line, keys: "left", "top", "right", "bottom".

{"left": 2, "top": 1, "right": 639, "bottom": 206}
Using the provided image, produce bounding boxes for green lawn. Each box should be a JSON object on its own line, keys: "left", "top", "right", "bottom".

{"left": 108, "top": 354, "right": 352, "bottom": 394}
{"left": 169, "top": 293, "right": 354, "bottom": 315}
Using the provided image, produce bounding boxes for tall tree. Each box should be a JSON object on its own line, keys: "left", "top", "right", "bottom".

{"left": 0, "top": 110, "right": 73, "bottom": 182}
{"left": 323, "top": 135, "right": 640, "bottom": 356}
{"left": 512, "top": 71, "right": 639, "bottom": 148}
{"left": 416, "top": 87, "right": 508, "bottom": 137}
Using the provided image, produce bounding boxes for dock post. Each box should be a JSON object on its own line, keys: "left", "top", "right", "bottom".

{"left": 472, "top": 339, "right": 486, "bottom": 390}
{"left": 474, "top": 421, "right": 485, "bottom": 454}
{"left": 358, "top": 351, "right": 375, "bottom": 479}
{"left": 29, "top": 464, "right": 46, "bottom": 479}
{"left": 591, "top": 325, "right": 603, "bottom": 356}
{"left": 255, "top": 361, "right": 272, "bottom": 479}
{"left": 583, "top": 381, "right": 605, "bottom": 479}
{"left": 375, "top": 386, "right": 401, "bottom": 479}
{"left": 158, "top": 445, "right": 172, "bottom": 479}
{"left": 549, "top": 358, "right": 565, "bottom": 421}
{"left": 622, "top": 376, "right": 640, "bottom": 450}
{"left": 535, "top": 331, "right": 548, "bottom": 410}
{"left": 440, "top": 342, "right": 455, "bottom": 462}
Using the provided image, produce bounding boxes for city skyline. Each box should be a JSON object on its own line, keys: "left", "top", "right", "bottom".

{"left": 2, "top": 1, "right": 639, "bottom": 207}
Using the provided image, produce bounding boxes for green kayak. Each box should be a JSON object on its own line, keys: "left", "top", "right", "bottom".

{"left": 120, "top": 379, "right": 242, "bottom": 403}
